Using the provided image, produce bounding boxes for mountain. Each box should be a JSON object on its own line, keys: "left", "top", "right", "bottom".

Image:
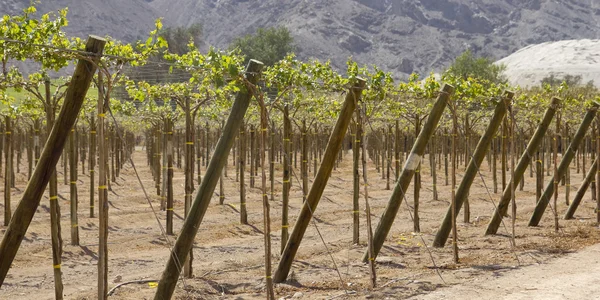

{"left": 2, "top": 0, "right": 159, "bottom": 46}
{"left": 2, "top": 0, "right": 600, "bottom": 79}
{"left": 147, "top": 0, "right": 600, "bottom": 78}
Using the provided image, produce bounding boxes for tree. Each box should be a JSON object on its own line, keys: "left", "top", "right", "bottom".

{"left": 230, "top": 26, "right": 295, "bottom": 66}
{"left": 445, "top": 50, "right": 506, "bottom": 85}
{"left": 159, "top": 23, "right": 202, "bottom": 55}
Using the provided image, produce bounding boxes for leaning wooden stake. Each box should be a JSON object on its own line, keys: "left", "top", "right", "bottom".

{"left": 485, "top": 97, "right": 560, "bottom": 234}
{"left": 529, "top": 102, "right": 600, "bottom": 227}
{"left": 153, "top": 60, "right": 263, "bottom": 300}
{"left": 273, "top": 79, "right": 366, "bottom": 283}
{"left": 0, "top": 35, "right": 105, "bottom": 288}
{"left": 362, "top": 84, "right": 454, "bottom": 262}
{"left": 564, "top": 156, "right": 598, "bottom": 219}
{"left": 433, "top": 91, "right": 513, "bottom": 248}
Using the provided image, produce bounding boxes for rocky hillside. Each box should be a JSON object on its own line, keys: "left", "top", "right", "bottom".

{"left": 2, "top": 0, "right": 159, "bottom": 45}
{"left": 147, "top": 0, "right": 600, "bottom": 78}
{"left": 2, "top": 0, "right": 600, "bottom": 79}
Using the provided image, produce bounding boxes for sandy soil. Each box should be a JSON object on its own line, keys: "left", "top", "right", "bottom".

{"left": 497, "top": 39, "right": 600, "bottom": 88}
{"left": 412, "top": 241, "right": 600, "bottom": 300}
{"left": 2, "top": 146, "right": 600, "bottom": 300}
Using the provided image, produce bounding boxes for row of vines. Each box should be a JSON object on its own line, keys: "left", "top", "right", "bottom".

{"left": 0, "top": 5, "right": 600, "bottom": 300}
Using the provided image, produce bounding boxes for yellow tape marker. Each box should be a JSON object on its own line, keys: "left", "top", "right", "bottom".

{"left": 53, "top": 264, "right": 61, "bottom": 269}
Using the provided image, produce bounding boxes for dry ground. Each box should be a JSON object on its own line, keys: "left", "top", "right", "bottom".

{"left": 2, "top": 145, "right": 600, "bottom": 299}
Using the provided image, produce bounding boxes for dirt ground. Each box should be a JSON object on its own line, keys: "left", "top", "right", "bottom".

{"left": 2, "top": 145, "right": 600, "bottom": 300}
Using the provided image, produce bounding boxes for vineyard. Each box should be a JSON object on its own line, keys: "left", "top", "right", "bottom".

{"left": 2, "top": 6, "right": 600, "bottom": 300}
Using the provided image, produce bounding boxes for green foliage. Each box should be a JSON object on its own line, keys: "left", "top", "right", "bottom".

{"left": 0, "top": 5, "right": 71, "bottom": 70}
{"left": 159, "top": 23, "right": 202, "bottom": 55}
{"left": 230, "top": 26, "right": 295, "bottom": 66}
{"left": 540, "top": 74, "right": 585, "bottom": 87}
{"left": 445, "top": 50, "right": 506, "bottom": 85}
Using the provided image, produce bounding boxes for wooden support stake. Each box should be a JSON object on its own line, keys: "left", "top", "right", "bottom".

{"left": 529, "top": 102, "right": 600, "bottom": 227}
{"left": 433, "top": 91, "right": 513, "bottom": 248}
{"left": 0, "top": 35, "right": 105, "bottom": 287}
{"left": 273, "top": 79, "right": 366, "bottom": 283}
{"left": 564, "top": 156, "right": 598, "bottom": 219}
{"left": 485, "top": 97, "right": 560, "bottom": 234}
{"left": 362, "top": 84, "right": 453, "bottom": 262}
{"left": 153, "top": 60, "right": 263, "bottom": 300}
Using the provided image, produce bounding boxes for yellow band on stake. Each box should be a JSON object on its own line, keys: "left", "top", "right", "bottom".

{"left": 98, "top": 185, "right": 108, "bottom": 190}
{"left": 53, "top": 264, "right": 61, "bottom": 269}
{"left": 72, "top": 224, "right": 78, "bottom": 228}
{"left": 70, "top": 181, "right": 77, "bottom": 184}
{"left": 186, "top": 142, "right": 194, "bottom": 145}
{"left": 98, "top": 113, "right": 105, "bottom": 118}
{"left": 50, "top": 196, "right": 58, "bottom": 200}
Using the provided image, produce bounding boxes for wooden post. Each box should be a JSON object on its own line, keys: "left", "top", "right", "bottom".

{"left": 153, "top": 60, "right": 263, "bottom": 300}
{"left": 3, "top": 116, "right": 11, "bottom": 226}
{"left": 270, "top": 120, "right": 275, "bottom": 201}
{"left": 281, "top": 105, "right": 291, "bottom": 253}
{"left": 596, "top": 121, "right": 600, "bottom": 223}
{"left": 97, "top": 70, "right": 109, "bottom": 300}
{"left": 166, "top": 119, "right": 174, "bottom": 235}
{"left": 362, "top": 84, "right": 453, "bottom": 262}
{"left": 413, "top": 117, "right": 421, "bottom": 232}
{"left": 0, "top": 35, "right": 105, "bottom": 288}
{"left": 273, "top": 79, "right": 366, "bottom": 283}
{"left": 433, "top": 91, "right": 513, "bottom": 248}
{"left": 301, "top": 119, "right": 308, "bottom": 202}
{"left": 183, "top": 98, "right": 194, "bottom": 278}
{"left": 240, "top": 124, "right": 247, "bottom": 225}
{"left": 485, "top": 97, "right": 560, "bottom": 234}
{"left": 353, "top": 118, "right": 361, "bottom": 244}
{"left": 69, "top": 128, "right": 79, "bottom": 245}
{"left": 46, "top": 78, "right": 64, "bottom": 300}
{"left": 89, "top": 116, "right": 96, "bottom": 218}
{"left": 528, "top": 102, "right": 600, "bottom": 227}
